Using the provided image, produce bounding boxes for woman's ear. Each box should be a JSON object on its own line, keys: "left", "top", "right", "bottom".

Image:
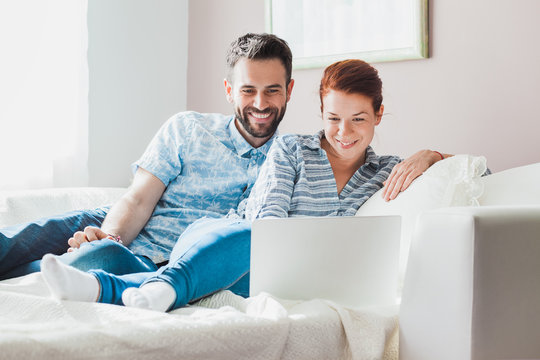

{"left": 375, "top": 104, "right": 384, "bottom": 125}
{"left": 224, "top": 79, "right": 233, "bottom": 103}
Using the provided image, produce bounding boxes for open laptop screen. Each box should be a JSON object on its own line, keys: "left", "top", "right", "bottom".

{"left": 250, "top": 215, "right": 401, "bottom": 308}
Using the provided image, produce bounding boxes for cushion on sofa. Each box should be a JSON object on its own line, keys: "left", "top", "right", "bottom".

{"left": 478, "top": 162, "right": 540, "bottom": 206}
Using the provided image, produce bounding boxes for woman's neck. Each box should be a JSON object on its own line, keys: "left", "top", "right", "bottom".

{"left": 321, "top": 138, "right": 366, "bottom": 194}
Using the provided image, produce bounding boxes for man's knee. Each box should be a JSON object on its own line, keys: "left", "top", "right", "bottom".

{"left": 58, "top": 239, "right": 132, "bottom": 272}
{"left": 78, "top": 238, "right": 128, "bottom": 257}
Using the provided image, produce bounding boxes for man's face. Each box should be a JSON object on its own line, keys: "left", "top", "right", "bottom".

{"left": 225, "top": 58, "right": 294, "bottom": 147}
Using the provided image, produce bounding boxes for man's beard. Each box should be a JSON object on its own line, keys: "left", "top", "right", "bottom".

{"left": 235, "top": 104, "right": 287, "bottom": 139}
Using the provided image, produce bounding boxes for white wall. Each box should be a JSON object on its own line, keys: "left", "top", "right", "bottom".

{"left": 187, "top": 0, "right": 540, "bottom": 172}
{"left": 186, "top": 0, "right": 264, "bottom": 113}
{"left": 88, "top": 0, "right": 188, "bottom": 187}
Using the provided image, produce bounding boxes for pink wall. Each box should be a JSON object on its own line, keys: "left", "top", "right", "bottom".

{"left": 188, "top": 0, "right": 540, "bottom": 171}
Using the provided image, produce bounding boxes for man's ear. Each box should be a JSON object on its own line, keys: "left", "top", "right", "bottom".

{"left": 286, "top": 79, "right": 295, "bottom": 103}
{"left": 375, "top": 104, "right": 384, "bottom": 125}
{"left": 224, "top": 79, "right": 234, "bottom": 103}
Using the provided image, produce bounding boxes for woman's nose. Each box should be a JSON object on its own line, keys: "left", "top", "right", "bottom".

{"left": 338, "top": 120, "right": 350, "bottom": 135}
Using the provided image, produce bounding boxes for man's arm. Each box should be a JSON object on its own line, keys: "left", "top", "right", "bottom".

{"left": 67, "top": 168, "right": 166, "bottom": 250}
{"left": 382, "top": 150, "right": 451, "bottom": 201}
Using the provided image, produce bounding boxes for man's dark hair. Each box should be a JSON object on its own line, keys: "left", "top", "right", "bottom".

{"left": 226, "top": 33, "right": 293, "bottom": 85}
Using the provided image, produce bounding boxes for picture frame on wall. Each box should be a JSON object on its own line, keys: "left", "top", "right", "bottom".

{"left": 265, "top": 0, "right": 429, "bottom": 69}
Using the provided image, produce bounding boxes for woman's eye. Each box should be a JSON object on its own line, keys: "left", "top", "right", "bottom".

{"left": 353, "top": 117, "right": 366, "bottom": 122}
{"left": 327, "top": 117, "right": 340, "bottom": 121}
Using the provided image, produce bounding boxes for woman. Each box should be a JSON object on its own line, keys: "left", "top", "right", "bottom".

{"left": 41, "top": 59, "right": 446, "bottom": 311}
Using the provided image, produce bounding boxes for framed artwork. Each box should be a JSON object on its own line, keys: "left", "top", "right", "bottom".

{"left": 265, "top": 0, "right": 429, "bottom": 69}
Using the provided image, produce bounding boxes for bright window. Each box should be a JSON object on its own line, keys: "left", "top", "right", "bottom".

{"left": 0, "top": 0, "right": 88, "bottom": 190}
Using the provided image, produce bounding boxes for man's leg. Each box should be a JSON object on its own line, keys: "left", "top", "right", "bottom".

{"left": 57, "top": 238, "right": 158, "bottom": 274}
{"left": 0, "top": 208, "right": 107, "bottom": 279}
{"left": 123, "top": 218, "right": 251, "bottom": 311}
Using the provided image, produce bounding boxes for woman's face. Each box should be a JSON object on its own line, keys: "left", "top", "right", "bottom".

{"left": 322, "top": 90, "right": 383, "bottom": 162}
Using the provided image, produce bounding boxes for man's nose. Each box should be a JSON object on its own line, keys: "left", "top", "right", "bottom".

{"left": 253, "top": 92, "right": 269, "bottom": 110}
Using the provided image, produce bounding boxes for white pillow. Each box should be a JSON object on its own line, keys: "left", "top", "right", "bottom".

{"left": 355, "top": 154, "right": 488, "bottom": 289}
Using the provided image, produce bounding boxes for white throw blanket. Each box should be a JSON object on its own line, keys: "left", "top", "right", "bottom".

{"left": 0, "top": 273, "right": 398, "bottom": 360}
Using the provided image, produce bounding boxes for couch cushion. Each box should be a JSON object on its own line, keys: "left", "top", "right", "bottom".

{"left": 478, "top": 162, "right": 540, "bottom": 206}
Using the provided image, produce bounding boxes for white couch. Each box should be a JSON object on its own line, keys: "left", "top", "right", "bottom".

{"left": 1, "top": 159, "right": 539, "bottom": 360}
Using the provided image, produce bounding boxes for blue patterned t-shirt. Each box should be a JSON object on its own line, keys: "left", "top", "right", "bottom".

{"left": 127, "top": 111, "right": 274, "bottom": 263}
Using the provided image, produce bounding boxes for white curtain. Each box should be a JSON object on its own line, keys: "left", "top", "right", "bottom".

{"left": 0, "top": 0, "right": 88, "bottom": 190}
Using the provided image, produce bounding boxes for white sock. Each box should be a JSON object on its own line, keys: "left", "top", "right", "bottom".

{"left": 122, "top": 281, "right": 176, "bottom": 312}
{"left": 41, "top": 254, "right": 100, "bottom": 302}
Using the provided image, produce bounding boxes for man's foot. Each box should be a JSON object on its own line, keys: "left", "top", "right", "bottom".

{"left": 122, "top": 281, "right": 176, "bottom": 312}
{"left": 41, "top": 254, "right": 100, "bottom": 302}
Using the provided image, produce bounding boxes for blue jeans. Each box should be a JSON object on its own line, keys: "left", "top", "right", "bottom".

{"left": 91, "top": 218, "right": 251, "bottom": 309}
{"left": 0, "top": 208, "right": 107, "bottom": 280}
{"left": 59, "top": 238, "right": 158, "bottom": 273}
{"left": 0, "top": 208, "right": 158, "bottom": 280}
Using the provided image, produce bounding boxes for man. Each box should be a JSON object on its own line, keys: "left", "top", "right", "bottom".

{"left": 0, "top": 33, "right": 294, "bottom": 279}
{"left": 0, "top": 32, "right": 443, "bottom": 280}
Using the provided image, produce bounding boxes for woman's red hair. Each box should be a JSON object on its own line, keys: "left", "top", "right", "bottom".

{"left": 319, "top": 59, "right": 383, "bottom": 112}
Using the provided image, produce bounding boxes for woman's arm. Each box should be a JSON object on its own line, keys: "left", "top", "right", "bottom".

{"left": 244, "top": 137, "right": 298, "bottom": 220}
{"left": 382, "top": 150, "right": 451, "bottom": 201}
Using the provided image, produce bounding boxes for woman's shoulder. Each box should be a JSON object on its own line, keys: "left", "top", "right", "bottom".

{"left": 375, "top": 155, "right": 402, "bottom": 171}
{"left": 275, "top": 133, "right": 320, "bottom": 151}
{"left": 378, "top": 154, "right": 402, "bottom": 164}
{"left": 365, "top": 148, "right": 402, "bottom": 172}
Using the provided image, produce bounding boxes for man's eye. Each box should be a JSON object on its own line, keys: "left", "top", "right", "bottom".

{"left": 242, "top": 89, "right": 254, "bottom": 94}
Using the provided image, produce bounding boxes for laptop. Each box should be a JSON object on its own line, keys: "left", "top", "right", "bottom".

{"left": 250, "top": 215, "right": 401, "bottom": 308}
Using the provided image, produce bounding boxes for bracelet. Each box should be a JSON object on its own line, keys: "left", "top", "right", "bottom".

{"left": 107, "top": 234, "right": 123, "bottom": 244}
{"left": 433, "top": 150, "right": 444, "bottom": 161}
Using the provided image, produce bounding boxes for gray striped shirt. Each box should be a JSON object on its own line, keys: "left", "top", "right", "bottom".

{"left": 243, "top": 131, "right": 402, "bottom": 220}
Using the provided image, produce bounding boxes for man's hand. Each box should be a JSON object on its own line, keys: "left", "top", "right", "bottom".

{"left": 382, "top": 150, "right": 443, "bottom": 202}
{"left": 64, "top": 168, "right": 165, "bottom": 253}
{"left": 67, "top": 226, "right": 109, "bottom": 252}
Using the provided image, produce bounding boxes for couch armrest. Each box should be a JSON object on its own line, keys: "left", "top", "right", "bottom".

{"left": 399, "top": 205, "right": 540, "bottom": 360}
{"left": 0, "top": 187, "right": 127, "bottom": 227}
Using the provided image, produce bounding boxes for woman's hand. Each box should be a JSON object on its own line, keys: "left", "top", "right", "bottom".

{"left": 382, "top": 150, "right": 444, "bottom": 201}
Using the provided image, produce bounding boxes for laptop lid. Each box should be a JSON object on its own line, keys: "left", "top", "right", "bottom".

{"left": 250, "top": 215, "right": 401, "bottom": 308}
